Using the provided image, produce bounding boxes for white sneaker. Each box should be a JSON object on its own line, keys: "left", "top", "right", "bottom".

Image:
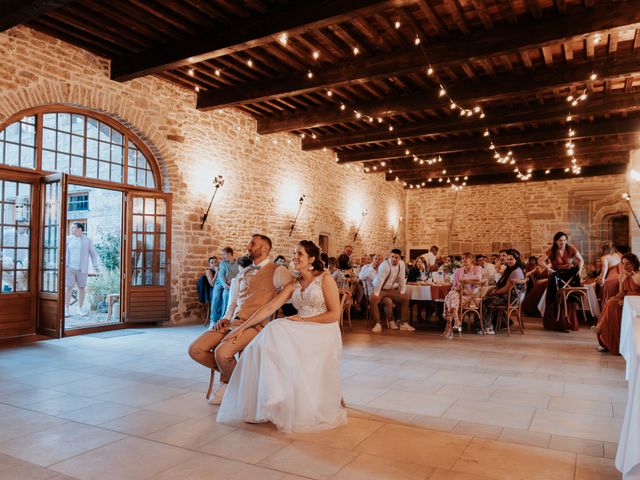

{"left": 209, "top": 383, "right": 227, "bottom": 405}
{"left": 399, "top": 323, "right": 415, "bottom": 332}
{"left": 484, "top": 327, "right": 495, "bottom": 335}
{"left": 389, "top": 320, "right": 399, "bottom": 330}
{"left": 371, "top": 323, "right": 382, "bottom": 333}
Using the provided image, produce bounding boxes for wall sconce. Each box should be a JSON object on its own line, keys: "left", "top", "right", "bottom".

{"left": 353, "top": 209, "right": 368, "bottom": 242}
{"left": 623, "top": 192, "right": 640, "bottom": 229}
{"left": 393, "top": 216, "right": 403, "bottom": 245}
{"left": 289, "top": 195, "right": 306, "bottom": 237}
{"left": 200, "top": 175, "right": 224, "bottom": 230}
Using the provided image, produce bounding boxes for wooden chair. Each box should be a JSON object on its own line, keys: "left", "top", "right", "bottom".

{"left": 495, "top": 279, "right": 527, "bottom": 335}
{"left": 361, "top": 281, "right": 373, "bottom": 326}
{"left": 556, "top": 275, "right": 591, "bottom": 325}
{"left": 459, "top": 279, "right": 487, "bottom": 335}
{"left": 339, "top": 292, "right": 352, "bottom": 332}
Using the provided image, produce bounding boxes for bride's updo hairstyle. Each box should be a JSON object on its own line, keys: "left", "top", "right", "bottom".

{"left": 297, "top": 240, "right": 325, "bottom": 272}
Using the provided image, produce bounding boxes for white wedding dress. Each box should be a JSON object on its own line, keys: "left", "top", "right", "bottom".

{"left": 217, "top": 272, "right": 347, "bottom": 433}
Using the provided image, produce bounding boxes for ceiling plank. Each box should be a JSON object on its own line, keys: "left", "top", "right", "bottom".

{"left": 110, "top": 0, "right": 418, "bottom": 81}
{"left": 336, "top": 117, "right": 640, "bottom": 162}
{"left": 258, "top": 54, "right": 640, "bottom": 133}
{"left": 379, "top": 138, "right": 636, "bottom": 174}
{"left": 398, "top": 163, "right": 627, "bottom": 187}
{"left": 302, "top": 91, "right": 640, "bottom": 149}
{"left": 198, "top": 0, "right": 640, "bottom": 110}
{"left": 0, "top": 0, "right": 76, "bottom": 32}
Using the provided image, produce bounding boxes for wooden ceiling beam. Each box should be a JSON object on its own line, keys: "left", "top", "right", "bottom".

{"left": 335, "top": 117, "right": 640, "bottom": 162}
{"left": 302, "top": 91, "right": 640, "bottom": 150}
{"left": 398, "top": 163, "right": 627, "bottom": 188}
{"left": 198, "top": 0, "right": 640, "bottom": 110}
{"left": 260, "top": 54, "right": 640, "bottom": 134}
{"left": 110, "top": 0, "right": 418, "bottom": 81}
{"left": 0, "top": 0, "right": 76, "bottom": 32}
{"left": 387, "top": 150, "right": 632, "bottom": 180}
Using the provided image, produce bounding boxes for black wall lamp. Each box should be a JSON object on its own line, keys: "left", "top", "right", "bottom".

{"left": 289, "top": 195, "right": 306, "bottom": 237}
{"left": 200, "top": 175, "right": 224, "bottom": 230}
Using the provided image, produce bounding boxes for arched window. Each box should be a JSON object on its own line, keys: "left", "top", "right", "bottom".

{"left": 0, "top": 108, "right": 159, "bottom": 190}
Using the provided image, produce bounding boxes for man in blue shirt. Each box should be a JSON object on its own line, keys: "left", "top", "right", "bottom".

{"left": 210, "top": 246, "right": 239, "bottom": 326}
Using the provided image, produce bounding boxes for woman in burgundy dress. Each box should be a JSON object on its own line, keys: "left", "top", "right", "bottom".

{"left": 539, "top": 231, "right": 585, "bottom": 331}
{"left": 598, "top": 241, "right": 622, "bottom": 308}
{"left": 522, "top": 259, "right": 550, "bottom": 317}
{"left": 594, "top": 253, "right": 640, "bottom": 355}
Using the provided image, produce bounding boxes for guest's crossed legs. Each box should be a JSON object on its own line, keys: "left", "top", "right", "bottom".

{"left": 188, "top": 327, "right": 260, "bottom": 383}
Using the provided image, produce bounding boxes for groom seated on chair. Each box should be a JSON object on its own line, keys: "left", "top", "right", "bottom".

{"left": 188, "top": 234, "right": 294, "bottom": 405}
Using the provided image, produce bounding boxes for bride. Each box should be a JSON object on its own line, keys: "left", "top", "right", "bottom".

{"left": 217, "top": 240, "right": 347, "bottom": 433}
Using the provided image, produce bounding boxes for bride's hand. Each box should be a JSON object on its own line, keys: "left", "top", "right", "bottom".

{"left": 286, "top": 314, "right": 302, "bottom": 322}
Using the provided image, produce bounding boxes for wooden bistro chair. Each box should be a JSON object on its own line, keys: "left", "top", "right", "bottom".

{"left": 459, "top": 279, "right": 488, "bottom": 335}
{"left": 495, "top": 279, "right": 527, "bottom": 335}
{"left": 339, "top": 292, "right": 353, "bottom": 332}
{"left": 556, "top": 275, "right": 591, "bottom": 325}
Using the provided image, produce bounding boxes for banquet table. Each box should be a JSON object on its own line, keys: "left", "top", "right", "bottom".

{"left": 616, "top": 296, "right": 640, "bottom": 479}
{"left": 537, "top": 283, "right": 601, "bottom": 319}
{"left": 407, "top": 282, "right": 451, "bottom": 301}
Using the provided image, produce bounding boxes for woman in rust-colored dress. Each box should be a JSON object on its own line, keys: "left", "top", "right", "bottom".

{"left": 595, "top": 253, "right": 640, "bottom": 355}
{"left": 598, "top": 241, "right": 622, "bottom": 308}
{"left": 539, "top": 231, "right": 585, "bottom": 331}
{"left": 522, "top": 260, "right": 550, "bottom": 317}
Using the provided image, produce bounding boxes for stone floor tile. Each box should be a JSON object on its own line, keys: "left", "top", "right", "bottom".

{"left": 355, "top": 424, "right": 471, "bottom": 470}
{"left": 498, "top": 428, "right": 550, "bottom": 448}
{"left": 547, "top": 396, "right": 613, "bottom": 417}
{"left": 530, "top": 410, "right": 621, "bottom": 442}
{"left": 155, "top": 452, "right": 283, "bottom": 480}
{"left": 575, "top": 454, "right": 621, "bottom": 480}
{"left": 368, "top": 390, "right": 457, "bottom": 417}
{"left": 99, "top": 409, "right": 188, "bottom": 436}
{"left": 443, "top": 399, "right": 535, "bottom": 429}
{"left": 451, "top": 421, "right": 503, "bottom": 440}
{"left": 548, "top": 435, "right": 604, "bottom": 457}
{"left": 259, "top": 440, "right": 358, "bottom": 480}
{"left": 146, "top": 416, "right": 236, "bottom": 450}
{"left": 199, "top": 429, "right": 290, "bottom": 464}
{"left": 453, "top": 438, "right": 575, "bottom": 480}
{"left": 332, "top": 453, "right": 433, "bottom": 480}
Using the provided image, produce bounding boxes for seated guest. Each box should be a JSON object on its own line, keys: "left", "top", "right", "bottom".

{"left": 328, "top": 257, "right": 348, "bottom": 292}
{"left": 525, "top": 256, "right": 538, "bottom": 275}
{"left": 420, "top": 245, "right": 439, "bottom": 270}
{"left": 359, "top": 253, "right": 382, "bottom": 296}
{"left": 477, "top": 255, "right": 497, "bottom": 285}
{"left": 522, "top": 258, "right": 550, "bottom": 316}
{"left": 337, "top": 245, "right": 353, "bottom": 270}
{"left": 188, "top": 234, "right": 294, "bottom": 405}
{"left": 594, "top": 253, "right": 640, "bottom": 354}
{"left": 197, "top": 256, "right": 218, "bottom": 310}
{"left": 407, "top": 256, "right": 428, "bottom": 282}
{"left": 482, "top": 249, "right": 525, "bottom": 334}
{"left": 370, "top": 248, "right": 414, "bottom": 333}
{"left": 490, "top": 254, "right": 499, "bottom": 264}
{"left": 438, "top": 255, "right": 452, "bottom": 273}
{"left": 496, "top": 249, "right": 508, "bottom": 274}
{"left": 598, "top": 241, "right": 622, "bottom": 307}
{"left": 218, "top": 256, "right": 253, "bottom": 322}
{"left": 539, "top": 231, "right": 585, "bottom": 331}
{"left": 430, "top": 255, "right": 444, "bottom": 272}
{"left": 273, "top": 255, "right": 288, "bottom": 267}
{"left": 589, "top": 258, "right": 602, "bottom": 279}
{"left": 443, "top": 252, "right": 483, "bottom": 338}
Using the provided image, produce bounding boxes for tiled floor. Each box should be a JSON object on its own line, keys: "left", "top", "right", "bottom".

{"left": 0, "top": 317, "right": 626, "bottom": 479}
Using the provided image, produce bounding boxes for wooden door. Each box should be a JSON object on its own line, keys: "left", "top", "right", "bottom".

{"left": 37, "top": 172, "right": 67, "bottom": 338}
{"left": 124, "top": 192, "right": 171, "bottom": 322}
{"left": 0, "top": 172, "right": 38, "bottom": 338}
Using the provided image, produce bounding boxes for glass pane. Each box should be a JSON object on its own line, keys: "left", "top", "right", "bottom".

{"left": 86, "top": 117, "right": 99, "bottom": 138}
{"left": 41, "top": 181, "right": 60, "bottom": 293}
{"left": 98, "top": 161, "right": 110, "bottom": 180}
{"left": 57, "top": 132, "right": 70, "bottom": 153}
{"left": 21, "top": 123, "right": 35, "bottom": 146}
{"left": 43, "top": 128, "right": 56, "bottom": 150}
{"left": 111, "top": 145, "right": 123, "bottom": 164}
{"left": 144, "top": 234, "right": 154, "bottom": 250}
{"left": 158, "top": 233, "right": 166, "bottom": 250}
{"left": 86, "top": 159, "right": 98, "bottom": 178}
{"left": 58, "top": 113, "right": 71, "bottom": 132}
{"left": 20, "top": 146, "right": 35, "bottom": 168}
{"left": 98, "top": 141, "right": 110, "bottom": 161}
{"left": 15, "top": 273, "right": 28, "bottom": 292}
{"left": 5, "top": 123, "right": 19, "bottom": 143}
{"left": 43, "top": 113, "right": 57, "bottom": 129}
{"left": 42, "top": 150, "right": 55, "bottom": 171}
{"left": 71, "top": 114, "right": 85, "bottom": 134}
{"left": 86, "top": 139, "right": 98, "bottom": 159}
{"left": 71, "top": 156, "right": 83, "bottom": 176}
{"left": 144, "top": 216, "right": 154, "bottom": 233}
{"left": 71, "top": 135, "right": 84, "bottom": 156}
{"left": 99, "top": 123, "right": 110, "bottom": 142}
{"left": 111, "top": 164, "right": 122, "bottom": 183}
{"left": 144, "top": 198, "right": 154, "bottom": 215}
{"left": 6, "top": 143, "right": 18, "bottom": 166}
{"left": 133, "top": 197, "right": 143, "bottom": 214}
{"left": 1, "top": 180, "right": 32, "bottom": 294}
{"left": 132, "top": 214, "right": 143, "bottom": 231}
{"left": 111, "top": 130, "right": 123, "bottom": 145}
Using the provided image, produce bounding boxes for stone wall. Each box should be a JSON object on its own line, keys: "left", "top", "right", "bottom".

{"left": 0, "top": 26, "right": 406, "bottom": 323}
{"left": 405, "top": 174, "right": 630, "bottom": 263}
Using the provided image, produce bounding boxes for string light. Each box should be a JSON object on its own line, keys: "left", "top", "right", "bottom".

{"left": 353, "top": 46, "right": 360, "bottom": 55}
{"left": 194, "top": 85, "right": 200, "bottom": 92}
{"left": 394, "top": 21, "right": 401, "bottom": 29}
{"left": 307, "top": 70, "right": 313, "bottom": 78}
{"left": 312, "top": 51, "right": 320, "bottom": 60}
{"left": 188, "top": 68, "right": 194, "bottom": 76}
{"left": 279, "top": 33, "right": 288, "bottom": 46}
{"left": 247, "top": 58, "right": 253, "bottom": 67}
{"left": 214, "top": 69, "right": 221, "bottom": 76}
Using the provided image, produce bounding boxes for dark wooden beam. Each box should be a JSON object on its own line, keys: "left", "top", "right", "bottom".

{"left": 400, "top": 163, "right": 627, "bottom": 188}
{"left": 110, "top": 0, "right": 418, "bottom": 82}
{"left": 336, "top": 117, "right": 640, "bottom": 162}
{"left": 0, "top": 0, "right": 76, "bottom": 32}
{"left": 197, "top": 0, "right": 640, "bottom": 110}
{"left": 377, "top": 138, "right": 637, "bottom": 174}
{"left": 258, "top": 54, "right": 640, "bottom": 134}
{"left": 302, "top": 91, "right": 640, "bottom": 150}
{"left": 390, "top": 153, "right": 630, "bottom": 181}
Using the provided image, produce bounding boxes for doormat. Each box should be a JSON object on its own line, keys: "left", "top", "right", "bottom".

{"left": 86, "top": 330, "right": 146, "bottom": 339}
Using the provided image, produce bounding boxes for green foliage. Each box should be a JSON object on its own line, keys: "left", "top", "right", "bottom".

{"left": 442, "top": 259, "right": 462, "bottom": 274}
{"left": 86, "top": 269, "right": 120, "bottom": 311}
{"left": 95, "top": 231, "right": 120, "bottom": 271}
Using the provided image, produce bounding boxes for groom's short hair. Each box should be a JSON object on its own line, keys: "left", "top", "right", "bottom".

{"left": 251, "top": 233, "right": 272, "bottom": 250}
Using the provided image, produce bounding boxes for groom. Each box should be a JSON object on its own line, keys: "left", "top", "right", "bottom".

{"left": 188, "top": 234, "right": 294, "bottom": 404}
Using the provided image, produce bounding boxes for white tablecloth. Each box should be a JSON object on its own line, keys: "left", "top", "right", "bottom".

{"left": 407, "top": 283, "right": 451, "bottom": 302}
{"left": 537, "top": 283, "right": 601, "bottom": 319}
{"left": 616, "top": 296, "right": 640, "bottom": 479}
